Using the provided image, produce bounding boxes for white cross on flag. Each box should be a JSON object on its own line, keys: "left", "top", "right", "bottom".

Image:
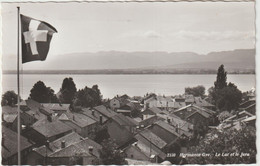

{"left": 21, "top": 14, "right": 57, "bottom": 63}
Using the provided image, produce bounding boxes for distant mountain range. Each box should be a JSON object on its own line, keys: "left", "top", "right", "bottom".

{"left": 3, "top": 49, "right": 255, "bottom": 74}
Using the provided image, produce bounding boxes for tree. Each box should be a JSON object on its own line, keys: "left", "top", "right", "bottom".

{"left": 1, "top": 91, "right": 19, "bottom": 106}
{"left": 215, "top": 83, "right": 242, "bottom": 111}
{"left": 186, "top": 126, "right": 256, "bottom": 164}
{"left": 59, "top": 77, "right": 77, "bottom": 104}
{"left": 72, "top": 85, "right": 102, "bottom": 109}
{"left": 185, "top": 85, "right": 205, "bottom": 97}
{"left": 29, "top": 81, "right": 58, "bottom": 103}
{"left": 98, "top": 138, "right": 127, "bottom": 165}
{"left": 214, "top": 64, "right": 227, "bottom": 90}
{"left": 209, "top": 65, "right": 242, "bottom": 112}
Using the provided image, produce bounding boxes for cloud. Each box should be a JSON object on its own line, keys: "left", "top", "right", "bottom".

{"left": 142, "top": 30, "right": 163, "bottom": 38}
{"left": 120, "top": 30, "right": 163, "bottom": 39}
{"left": 171, "top": 30, "right": 255, "bottom": 41}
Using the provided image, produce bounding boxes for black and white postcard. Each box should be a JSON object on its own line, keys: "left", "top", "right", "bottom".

{"left": 1, "top": 0, "right": 257, "bottom": 165}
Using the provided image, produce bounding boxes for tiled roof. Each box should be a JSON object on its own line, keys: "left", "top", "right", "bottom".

{"left": 111, "top": 114, "right": 138, "bottom": 127}
{"left": 62, "top": 112, "right": 97, "bottom": 127}
{"left": 93, "top": 105, "right": 117, "bottom": 118}
{"left": 81, "top": 107, "right": 108, "bottom": 122}
{"left": 194, "top": 97, "right": 214, "bottom": 107}
{"left": 34, "top": 132, "right": 82, "bottom": 157}
{"left": 173, "top": 102, "right": 186, "bottom": 109}
{"left": 126, "top": 158, "right": 154, "bottom": 165}
{"left": 42, "top": 103, "right": 70, "bottom": 111}
{"left": 138, "top": 129, "right": 167, "bottom": 149}
{"left": 134, "top": 135, "right": 166, "bottom": 160}
{"left": 3, "top": 114, "right": 17, "bottom": 123}
{"left": 32, "top": 119, "right": 72, "bottom": 138}
{"left": 49, "top": 138, "right": 102, "bottom": 158}
{"left": 1, "top": 106, "right": 20, "bottom": 114}
{"left": 2, "top": 126, "right": 33, "bottom": 159}
{"left": 185, "top": 95, "right": 195, "bottom": 103}
{"left": 154, "top": 120, "right": 181, "bottom": 137}
{"left": 25, "top": 108, "right": 47, "bottom": 120}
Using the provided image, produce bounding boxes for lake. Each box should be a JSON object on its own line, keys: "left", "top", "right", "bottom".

{"left": 1, "top": 74, "right": 256, "bottom": 100}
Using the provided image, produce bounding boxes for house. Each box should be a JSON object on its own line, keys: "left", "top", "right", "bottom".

{"left": 138, "top": 115, "right": 161, "bottom": 128}
{"left": 93, "top": 105, "right": 117, "bottom": 120}
{"left": 2, "top": 106, "right": 19, "bottom": 128}
{"left": 81, "top": 107, "right": 108, "bottom": 123}
{"left": 172, "top": 104, "right": 214, "bottom": 125}
{"left": 27, "top": 132, "right": 82, "bottom": 164}
{"left": 104, "top": 114, "right": 138, "bottom": 147}
{"left": 109, "top": 95, "right": 130, "bottom": 111}
{"left": 41, "top": 103, "right": 70, "bottom": 115}
{"left": 144, "top": 95, "right": 175, "bottom": 110}
{"left": 48, "top": 138, "right": 102, "bottom": 165}
{"left": 194, "top": 96, "right": 215, "bottom": 110}
{"left": 148, "top": 120, "right": 180, "bottom": 145}
{"left": 124, "top": 130, "right": 167, "bottom": 163}
{"left": 223, "top": 110, "right": 254, "bottom": 124}
{"left": 23, "top": 119, "right": 73, "bottom": 145}
{"left": 27, "top": 132, "right": 102, "bottom": 165}
{"left": 58, "top": 111, "right": 98, "bottom": 138}
{"left": 242, "top": 115, "right": 256, "bottom": 128}
{"left": 240, "top": 98, "right": 255, "bottom": 109}
{"left": 157, "top": 113, "right": 193, "bottom": 138}
{"left": 11, "top": 106, "right": 52, "bottom": 132}
{"left": 217, "top": 110, "right": 255, "bottom": 131}
{"left": 2, "top": 126, "right": 34, "bottom": 165}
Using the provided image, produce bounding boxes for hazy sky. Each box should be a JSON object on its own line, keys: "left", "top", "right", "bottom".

{"left": 1, "top": 2, "right": 255, "bottom": 70}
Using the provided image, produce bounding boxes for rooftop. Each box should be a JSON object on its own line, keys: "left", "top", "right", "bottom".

{"left": 93, "top": 105, "right": 117, "bottom": 118}
{"left": 42, "top": 103, "right": 70, "bottom": 111}
{"left": 49, "top": 137, "right": 102, "bottom": 158}
{"left": 34, "top": 132, "right": 82, "bottom": 157}
{"left": 138, "top": 129, "right": 167, "bottom": 149}
{"left": 2, "top": 126, "right": 33, "bottom": 160}
{"left": 32, "top": 119, "right": 72, "bottom": 138}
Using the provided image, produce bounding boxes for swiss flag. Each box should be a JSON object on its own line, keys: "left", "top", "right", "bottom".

{"left": 21, "top": 14, "right": 57, "bottom": 63}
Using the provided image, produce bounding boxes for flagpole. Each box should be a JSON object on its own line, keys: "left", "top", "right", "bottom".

{"left": 17, "top": 6, "right": 21, "bottom": 165}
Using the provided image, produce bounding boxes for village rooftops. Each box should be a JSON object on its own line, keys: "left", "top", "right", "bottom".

{"left": 59, "top": 111, "right": 97, "bottom": 127}
{"left": 3, "top": 114, "right": 17, "bottom": 123}
{"left": 153, "top": 120, "right": 181, "bottom": 138}
{"left": 111, "top": 113, "right": 139, "bottom": 127}
{"left": 93, "top": 105, "right": 117, "bottom": 118}
{"left": 20, "top": 99, "right": 42, "bottom": 110}
{"left": 2, "top": 126, "right": 34, "bottom": 160}
{"left": 33, "top": 132, "right": 82, "bottom": 157}
{"left": 49, "top": 137, "right": 102, "bottom": 158}
{"left": 194, "top": 97, "right": 214, "bottom": 108}
{"left": 137, "top": 129, "right": 167, "bottom": 149}
{"left": 156, "top": 113, "right": 193, "bottom": 137}
{"left": 41, "top": 103, "right": 70, "bottom": 111}
{"left": 32, "top": 119, "right": 72, "bottom": 138}
{"left": 223, "top": 110, "right": 254, "bottom": 123}
{"left": 81, "top": 107, "right": 108, "bottom": 122}
{"left": 133, "top": 134, "right": 167, "bottom": 160}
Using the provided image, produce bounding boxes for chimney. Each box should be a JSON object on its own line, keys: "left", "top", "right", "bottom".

{"left": 46, "top": 140, "right": 50, "bottom": 148}
{"left": 47, "top": 115, "right": 52, "bottom": 122}
{"left": 175, "top": 125, "right": 179, "bottom": 133}
{"left": 99, "top": 115, "right": 103, "bottom": 125}
{"left": 133, "top": 142, "right": 137, "bottom": 146}
{"left": 167, "top": 117, "right": 171, "bottom": 123}
{"left": 88, "top": 146, "right": 93, "bottom": 154}
{"left": 92, "top": 110, "right": 95, "bottom": 115}
{"left": 61, "top": 141, "right": 66, "bottom": 148}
